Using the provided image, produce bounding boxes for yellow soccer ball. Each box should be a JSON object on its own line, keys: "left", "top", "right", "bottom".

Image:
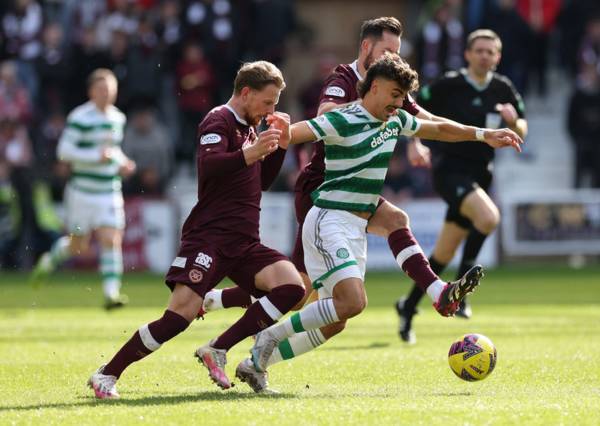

{"left": 448, "top": 334, "right": 497, "bottom": 381}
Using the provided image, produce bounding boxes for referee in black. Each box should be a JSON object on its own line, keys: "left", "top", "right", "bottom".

{"left": 396, "top": 29, "right": 528, "bottom": 344}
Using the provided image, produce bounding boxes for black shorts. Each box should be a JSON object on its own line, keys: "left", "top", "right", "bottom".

{"left": 165, "top": 239, "right": 289, "bottom": 299}
{"left": 432, "top": 161, "right": 493, "bottom": 229}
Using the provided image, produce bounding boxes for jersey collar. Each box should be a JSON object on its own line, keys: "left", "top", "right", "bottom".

{"left": 461, "top": 68, "right": 493, "bottom": 92}
{"left": 224, "top": 103, "right": 249, "bottom": 126}
{"left": 350, "top": 60, "right": 364, "bottom": 81}
{"left": 357, "top": 103, "right": 381, "bottom": 122}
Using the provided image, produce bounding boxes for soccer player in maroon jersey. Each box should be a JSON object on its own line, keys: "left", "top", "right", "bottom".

{"left": 87, "top": 61, "right": 306, "bottom": 398}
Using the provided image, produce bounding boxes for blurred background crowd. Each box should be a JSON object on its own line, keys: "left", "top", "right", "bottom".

{"left": 1, "top": 0, "right": 599, "bottom": 269}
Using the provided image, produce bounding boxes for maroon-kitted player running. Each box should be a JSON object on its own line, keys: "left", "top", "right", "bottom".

{"left": 87, "top": 61, "right": 305, "bottom": 398}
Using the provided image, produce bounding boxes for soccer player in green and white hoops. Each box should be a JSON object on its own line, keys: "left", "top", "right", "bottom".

{"left": 235, "top": 54, "right": 522, "bottom": 391}
{"left": 30, "top": 69, "right": 136, "bottom": 309}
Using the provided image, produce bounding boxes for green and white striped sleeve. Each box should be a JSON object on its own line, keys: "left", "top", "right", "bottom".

{"left": 395, "top": 110, "right": 421, "bottom": 137}
{"left": 306, "top": 113, "right": 340, "bottom": 143}
{"left": 57, "top": 122, "right": 104, "bottom": 163}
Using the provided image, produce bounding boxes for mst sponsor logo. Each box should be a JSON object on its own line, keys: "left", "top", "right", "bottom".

{"left": 200, "top": 133, "right": 221, "bottom": 145}
{"left": 370, "top": 126, "right": 399, "bottom": 148}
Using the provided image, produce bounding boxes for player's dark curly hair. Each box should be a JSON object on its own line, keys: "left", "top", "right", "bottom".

{"left": 359, "top": 17, "right": 403, "bottom": 42}
{"left": 357, "top": 53, "right": 419, "bottom": 98}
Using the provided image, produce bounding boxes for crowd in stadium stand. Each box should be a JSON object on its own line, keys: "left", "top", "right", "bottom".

{"left": 1, "top": 0, "right": 599, "bottom": 269}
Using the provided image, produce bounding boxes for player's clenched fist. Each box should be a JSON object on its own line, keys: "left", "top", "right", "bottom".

{"left": 242, "top": 128, "right": 281, "bottom": 165}
{"left": 266, "top": 112, "right": 291, "bottom": 149}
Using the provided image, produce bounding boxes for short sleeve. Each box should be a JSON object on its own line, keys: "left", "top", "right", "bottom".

{"left": 306, "top": 112, "right": 340, "bottom": 143}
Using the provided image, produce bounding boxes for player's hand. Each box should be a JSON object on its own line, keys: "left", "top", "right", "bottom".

{"left": 100, "top": 147, "right": 113, "bottom": 163}
{"left": 495, "top": 103, "right": 518, "bottom": 127}
{"left": 483, "top": 128, "right": 523, "bottom": 152}
{"left": 266, "top": 112, "right": 291, "bottom": 149}
{"left": 407, "top": 137, "right": 431, "bottom": 168}
{"left": 119, "top": 159, "right": 136, "bottom": 177}
{"left": 243, "top": 128, "right": 281, "bottom": 165}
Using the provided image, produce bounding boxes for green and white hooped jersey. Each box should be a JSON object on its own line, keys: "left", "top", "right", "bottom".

{"left": 307, "top": 103, "right": 421, "bottom": 213}
{"left": 57, "top": 101, "right": 127, "bottom": 194}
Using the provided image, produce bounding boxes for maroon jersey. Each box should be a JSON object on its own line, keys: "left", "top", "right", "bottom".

{"left": 180, "top": 105, "right": 283, "bottom": 255}
{"left": 295, "top": 60, "right": 421, "bottom": 198}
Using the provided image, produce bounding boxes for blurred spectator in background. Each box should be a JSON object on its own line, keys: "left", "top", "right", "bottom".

{"left": 175, "top": 40, "right": 216, "bottom": 165}
{"left": 0, "top": 117, "right": 35, "bottom": 268}
{"left": 1, "top": 0, "right": 43, "bottom": 101}
{"left": 0, "top": 60, "right": 32, "bottom": 124}
{"left": 124, "top": 13, "right": 162, "bottom": 110}
{"left": 123, "top": 102, "right": 173, "bottom": 196}
{"left": 516, "top": 0, "right": 562, "bottom": 98}
{"left": 33, "top": 110, "right": 68, "bottom": 199}
{"left": 96, "top": 0, "right": 140, "bottom": 49}
{"left": 65, "top": 0, "right": 107, "bottom": 47}
{"left": 244, "top": 0, "right": 298, "bottom": 67}
{"left": 35, "top": 22, "right": 69, "bottom": 114}
{"left": 483, "top": 0, "right": 531, "bottom": 95}
{"left": 567, "top": 63, "right": 600, "bottom": 188}
{"left": 577, "top": 13, "right": 600, "bottom": 75}
{"left": 155, "top": 0, "right": 183, "bottom": 73}
{"left": 107, "top": 29, "right": 131, "bottom": 110}
{"left": 67, "top": 25, "right": 110, "bottom": 110}
{"left": 557, "top": 0, "right": 600, "bottom": 77}
{"left": 415, "top": 0, "right": 464, "bottom": 84}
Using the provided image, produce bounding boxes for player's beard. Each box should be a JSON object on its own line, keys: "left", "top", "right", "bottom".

{"left": 363, "top": 47, "right": 375, "bottom": 71}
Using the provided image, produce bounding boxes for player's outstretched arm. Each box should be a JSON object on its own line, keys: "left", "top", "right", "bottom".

{"left": 415, "top": 121, "right": 523, "bottom": 152}
{"left": 289, "top": 121, "right": 319, "bottom": 145}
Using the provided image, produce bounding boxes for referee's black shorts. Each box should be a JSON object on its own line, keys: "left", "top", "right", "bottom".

{"left": 432, "top": 159, "right": 493, "bottom": 229}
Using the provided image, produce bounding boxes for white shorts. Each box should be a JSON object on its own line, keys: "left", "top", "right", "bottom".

{"left": 302, "top": 206, "right": 367, "bottom": 298}
{"left": 64, "top": 185, "right": 125, "bottom": 235}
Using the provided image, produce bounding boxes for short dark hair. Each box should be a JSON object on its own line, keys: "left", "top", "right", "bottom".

{"left": 357, "top": 53, "right": 419, "bottom": 98}
{"left": 359, "top": 17, "right": 403, "bottom": 42}
{"left": 466, "top": 29, "right": 502, "bottom": 51}
{"left": 233, "top": 61, "right": 285, "bottom": 94}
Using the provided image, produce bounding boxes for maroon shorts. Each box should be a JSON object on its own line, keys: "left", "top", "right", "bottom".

{"left": 165, "top": 240, "right": 289, "bottom": 299}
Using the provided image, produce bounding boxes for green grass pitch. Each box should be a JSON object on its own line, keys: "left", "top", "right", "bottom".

{"left": 1, "top": 265, "right": 599, "bottom": 425}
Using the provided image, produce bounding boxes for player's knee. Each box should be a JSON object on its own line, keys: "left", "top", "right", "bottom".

{"left": 383, "top": 209, "right": 409, "bottom": 234}
{"left": 336, "top": 297, "right": 367, "bottom": 319}
{"left": 476, "top": 209, "right": 500, "bottom": 234}
{"left": 321, "top": 320, "right": 347, "bottom": 339}
{"left": 69, "top": 239, "right": 88, "bottom": 256}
